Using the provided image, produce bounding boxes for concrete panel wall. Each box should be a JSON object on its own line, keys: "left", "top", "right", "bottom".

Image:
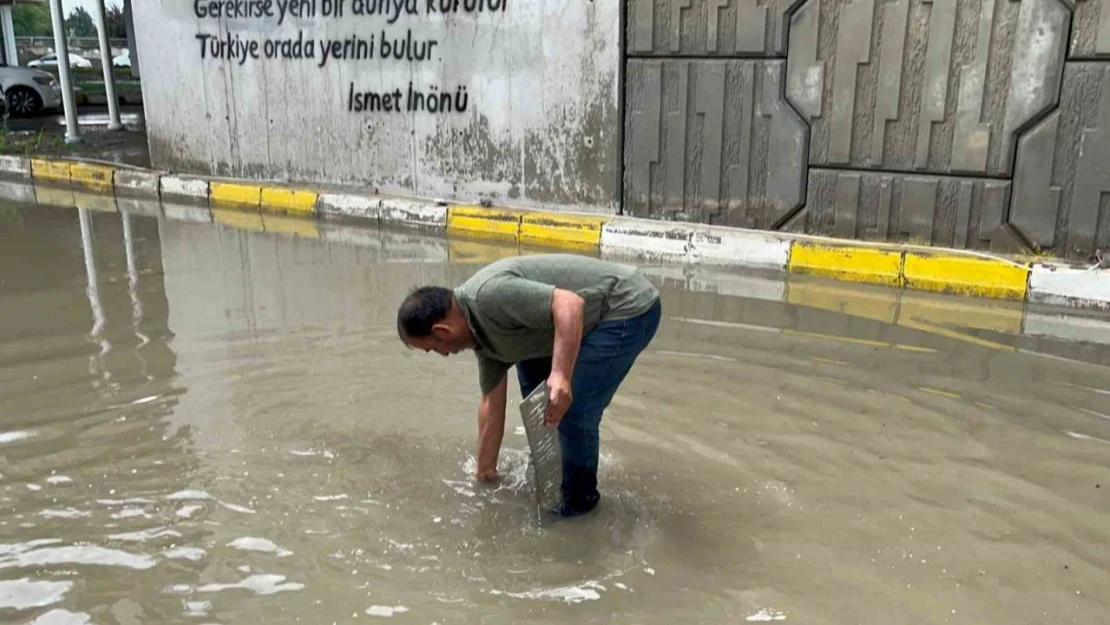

{"left": 623, "top": 59, "right": 807, "bottom": 226}
{"left": 623, "top": 0, "right": 1110, "bottom": 259}
{"left": 132, "top": 0, "right": 621, "bottom": 213}
{"left": 1012, "top": 63, "right": 1110, "bottom": 256}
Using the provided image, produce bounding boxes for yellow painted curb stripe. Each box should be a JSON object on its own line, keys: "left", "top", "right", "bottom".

{"left": 788, "top": 243, "right": 903, "bottom": 286}
{"left": 902, "top": 252, "right": 1028, "bottom": 301}
{"left": 210, "top": 182, "right": 262, "bottom": 207}
{"left": 520, "top": 212, "right": 608, "bottom": 250}
{"left": 261, "top": 187, "right": 318, "bottom": 215}
{"left": 262, "top": 214, "right": 320, "bottom": 238}
{"left": 69, "top": 162, "right": 115, "bottom": 192}
{"left": 212, "top": 207, "right": 264, "bottom": 231}
{"left": 447, "top": 205, "right": 523, "bottom": 240}
{"left": 31, "top": 159, "right": 71, "bottom": 182}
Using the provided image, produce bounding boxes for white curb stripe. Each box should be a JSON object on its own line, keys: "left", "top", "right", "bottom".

{"left": 380, "top": 198, "right": 447, "bottom": 229}
{"left": 601, "top": 218, "right": 789, "bottom": 270}
{"left": 160, "top": 175, "right": 209, "bottom": 200}
{"left": 1028, "top": 264, "right": 1110, "bottom": 310}
{"left": 115, "top": 170, "right": 161, "bottom": 197}
{"left": 0, "top": 156, "right": 32, "bottom": 178}
{"left": 317, "top": 193, "right": 380, "bottom": 220}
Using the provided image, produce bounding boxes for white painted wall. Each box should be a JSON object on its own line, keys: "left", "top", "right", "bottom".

{"left": 133, "top": 0, "right": 621, "bottom": 212}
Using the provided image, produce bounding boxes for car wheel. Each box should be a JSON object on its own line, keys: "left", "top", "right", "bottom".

{"left": 7, "top": 87, "right": 43, "bottom": 117}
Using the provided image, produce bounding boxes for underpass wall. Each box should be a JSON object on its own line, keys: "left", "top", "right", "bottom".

{"left": 132, "top": 0, "right": 622, "bottom": 213}
{"left": 132, "top": 0, "right": 1110, "bottom": 259}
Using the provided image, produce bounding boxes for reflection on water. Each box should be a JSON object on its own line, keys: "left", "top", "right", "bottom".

{"left": 1, "top": 201, "right": 1109, "bottom": 624}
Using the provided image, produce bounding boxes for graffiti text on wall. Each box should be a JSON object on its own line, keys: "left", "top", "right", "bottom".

{"left": 192, "top": 0, "right": 508, "bottom": 114}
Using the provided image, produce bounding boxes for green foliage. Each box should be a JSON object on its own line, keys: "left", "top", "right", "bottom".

{"left": 107, "top": 6, "right": 128, "bottom": 39}
{"left": 11, "top": 4, "right": 52, "bottom": 38}
{"left": 65, "top": 7, "right": 97, "bottom": 38}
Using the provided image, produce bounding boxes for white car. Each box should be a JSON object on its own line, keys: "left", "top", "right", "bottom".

{"left": 0, "top": 63, "right": 63, "bottom": 116}
{"left": 28, "top": 53, "right": 93, "bottom": 69}
{"left": 113, "top": 50, "right": 130, "bottom": 68}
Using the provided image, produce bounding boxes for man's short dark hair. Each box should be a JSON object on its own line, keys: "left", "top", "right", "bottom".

{"left": 397, "top": 286, "right": 454, "bottom": 340}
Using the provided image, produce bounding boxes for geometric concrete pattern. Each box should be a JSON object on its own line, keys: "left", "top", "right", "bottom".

{"left": 624, "top": 0, "right": 1109, "bottom": 258}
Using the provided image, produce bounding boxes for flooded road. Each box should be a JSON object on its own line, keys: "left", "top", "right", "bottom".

{"left": 2, "top": 200, "right": 1109, "bottom": 624}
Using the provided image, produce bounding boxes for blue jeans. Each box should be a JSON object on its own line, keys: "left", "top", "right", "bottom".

{"left": 517, "top": 299, "right": 662, "bottom": 515}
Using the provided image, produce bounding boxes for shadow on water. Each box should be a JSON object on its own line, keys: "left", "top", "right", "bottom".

{"left": 1, "top": 189, "right": 1109, "bottom": 624}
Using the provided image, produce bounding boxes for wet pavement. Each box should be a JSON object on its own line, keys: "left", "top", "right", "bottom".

{"left": 6, "top": 106, "right": 146, "bottom": 133}
{"left": 2, "top": 106, "right": 150, "bottom": 169}
{"left": 1, "top": 199, "right": 1109, "bottom": 624}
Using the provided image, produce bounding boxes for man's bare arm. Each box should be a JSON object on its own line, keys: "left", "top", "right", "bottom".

{"left": 476, "top": 373, "right": 508, "bottom": 481}
{"left": 546, "top": 288, "right": 585, "bottom": 426}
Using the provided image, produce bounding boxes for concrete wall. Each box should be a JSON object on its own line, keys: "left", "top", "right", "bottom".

{"left": 135, "top": 0, "right": 1110, "bottom": 259}
{"left": 132, "top": 0, "right": 621, "bottom": 212}
{"left": 624, "top": 0, "right": 1110, "bottom": 260}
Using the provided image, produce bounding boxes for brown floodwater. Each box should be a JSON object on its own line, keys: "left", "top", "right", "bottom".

{"left": 1, "top": 200, "right": 1109, "bottom": 625}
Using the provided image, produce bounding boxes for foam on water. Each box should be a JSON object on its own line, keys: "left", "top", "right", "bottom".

{"left": 0, "top": 430, "right": 35, "bottom": 444}
{"left": 0, "top": 545, "right": 156, "bottom": 570}
{"left": 228, "top": 537, "right": 293, "bottom": 557}
{"left": 196, "top": 574, "right": 305, "bottom": 595}
{"left": 184, "top": 600, "right": 212, "bottom": 617}
{"left": 110, "top": 508, "right": 151, "bottom": 520}
{"left": 746, "top": 608, "right": 787, "bottom": 622}
{"left": 28, "top": 609, "right": 91, "bottom": 625}
{"left": 108, "top": 528, "right": 183, "bottom": 542}
{"left": 489, "top": 580, "right": 606, "bottom": 604}
{"left": 219, "top": 501, "right": 257, "bottom": 514}
{"left": 164, "top": 547, "right": 207, "bottom": 561}
{"left": 97, "top": 498, "right": 156, "bottom": 506}
{"left": 176, "top": 504, "right": 204, "bottom": 518}
{"left": 39, "top": 508, "right": 90, "bottom": 519}
{"left": 165, "top": 490, "right": 212, "bottom": 501}
{"left": 290, "top": 449, "right": 336, "bottom": 459}
{"left": 44, "top": 476, "right": 72, "bottom": 485}
{"left": 365, "top": 605, "right": 410, "bottom": 617}
{"left": 0, "top": 578, "right": 72, "bottom": 609}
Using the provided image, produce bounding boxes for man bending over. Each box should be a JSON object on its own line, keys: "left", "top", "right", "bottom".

{"left": 396, "top": 254, "right": 661, "bottom": 517}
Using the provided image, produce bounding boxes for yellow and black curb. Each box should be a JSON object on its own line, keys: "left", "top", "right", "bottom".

{"left": 3, "top": 154, "right": 1107, "bottom": 311}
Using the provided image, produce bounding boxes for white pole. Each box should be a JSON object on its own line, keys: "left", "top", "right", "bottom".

{"left": 93, "top": 0, "right": 122, "bottom": 130}
{"left": 0, "top": 6, "right": 18, "bottom": 66}
{"left": 47, "top": 0, "right": 80, "bottom": 143}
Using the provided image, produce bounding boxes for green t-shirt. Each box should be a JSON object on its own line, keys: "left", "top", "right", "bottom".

{"left": 453, "top": 254, "right": 659, "bottom": 394}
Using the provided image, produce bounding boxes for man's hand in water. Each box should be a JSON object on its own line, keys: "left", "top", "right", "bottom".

{"left": 545, "top": 372, "right": 573, "bottom": 427}
{"left": 475, "top": 469, "right": 500, "bottom": 484}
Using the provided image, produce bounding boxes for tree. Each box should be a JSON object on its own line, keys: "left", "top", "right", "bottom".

{"left": 64, "top": 7, "right": 96, "bottom": 38}
{"left": 11, "top": 4, "right": 53, "bottom": 37}
{"left": 106, "top": 6, "right": 128, "bottom": 39}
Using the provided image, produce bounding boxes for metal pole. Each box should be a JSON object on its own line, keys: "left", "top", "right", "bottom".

{"left": 0, "top": 6, "right": 18, "bottom": 66}
{"left": 93, "top": 0, "right": 122, "bottom": 130}
{"left": 47, "top": 0, "right": 80, "bottom": 143}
